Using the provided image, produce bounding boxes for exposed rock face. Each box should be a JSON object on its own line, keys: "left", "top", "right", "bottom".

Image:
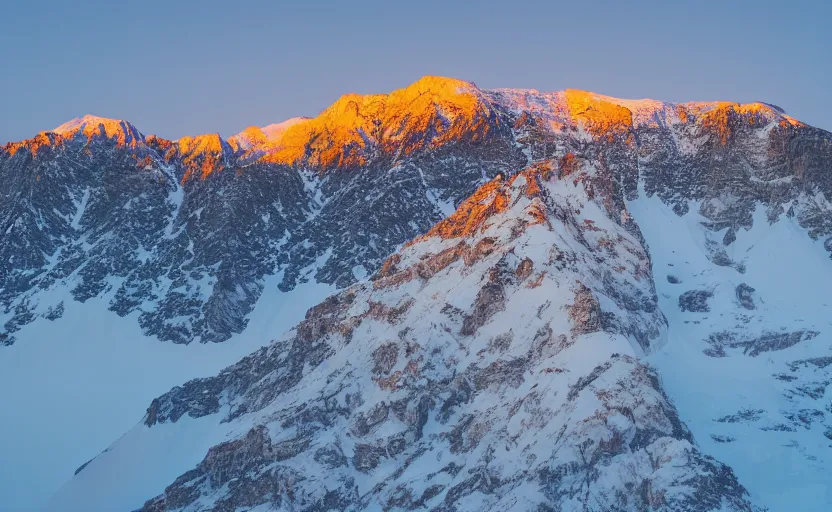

{"left": 735, "top": 283, "right": 756, "bottom": 310}
{"left": 567, "top": 282, "right": 602, "bottom": 335}
{"left": 704, "top": 329, "right": 820, "bottom": 358}
{"left": 679, "top": 289, "right": 713, "bottom": 313}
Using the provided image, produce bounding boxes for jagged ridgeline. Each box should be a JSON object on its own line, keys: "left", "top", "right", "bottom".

{"left": 2, "top": 77, "right": 829, "bottom": 347}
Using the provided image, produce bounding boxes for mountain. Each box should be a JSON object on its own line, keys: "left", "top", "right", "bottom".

{"left": 52, "top": 167, "right": 752, "bottom": 511}
{"left": 2, "top": 76, "right": 831, "bottom": 510}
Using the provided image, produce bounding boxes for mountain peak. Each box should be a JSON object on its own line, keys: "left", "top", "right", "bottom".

{"left": 261, "top": 117, "right": 310, "bottom": 139}
{"left": 227, "top": 117, "right": 311, "bottom": 152}
{"left": 259, "top": 75, "right": 495, "bottom": 167}
{"left": 51, "top": 114, "right": 143, "bottom": 146}
{"left": 562, "top": 89, "right": 635, "bottom": 135}
{"left": 1, "top": 115, "right": 144, "bottom": 158}
{"left": 403, "top": 75, "right": 479, "bottom": 95}
{"left": 175, "top": 133, "right": 233, "bottom": 182}
{"left": 176, "top": 132, "right": 226, "bottom": 150}
{"left": 52, "top": 114, "right": 117, "bottom": 134}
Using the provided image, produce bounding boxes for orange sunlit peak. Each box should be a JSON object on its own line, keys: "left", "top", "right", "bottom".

{"left": 405, "top": 75, "right": 478, "bottom": 94}
{"left": 228, "top": 126, "right": 267, "bottom": 150}
{"left": 50, "top": 114, "right": 143, "bottom": 147}
{"left": 684, "top": 100, "right": 803, "bottom": 124}
{"left": 258, "top": 75, "right": 492, "bottom": 167}
{"left": 177, "top": 133, "right": 229, "bottom": 155}
{"left": 261, "top": 117, "right": 310, "bottom": 139}
{"left": 228, "top": 117, "right": 312, "bottom": 152}
{"left": 562, "top": 90, "right": 634, "bottom": 134}
{"left": 52, "top": 114, "right": 117, "bottom": 134}
{"left": 175, "top": 133, "right": 233, "bottom": 183}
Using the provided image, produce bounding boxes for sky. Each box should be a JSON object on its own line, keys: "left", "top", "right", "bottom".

{"left": 1, "top": 0, "right": 830, "bottom": 144}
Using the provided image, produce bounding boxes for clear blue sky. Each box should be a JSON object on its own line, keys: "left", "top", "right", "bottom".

{"left": 1, "top": 0, "right": 830, "bottom": 144}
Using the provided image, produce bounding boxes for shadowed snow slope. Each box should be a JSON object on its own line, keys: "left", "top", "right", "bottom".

{"left": 0, "top": 277, "right": 333, "bottom": 512}
{"left": 630, "top": 193, "right": 832, "bottom": 510}
{"left": 48, "top": 168, "right": 753, "bottom": 512}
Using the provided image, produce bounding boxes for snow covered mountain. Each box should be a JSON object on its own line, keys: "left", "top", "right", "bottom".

{"left": 2, "top": 76, "right": 832, "bottom": 510}
{"left": 51, "top": 167, "right": 751, "bottom": 511}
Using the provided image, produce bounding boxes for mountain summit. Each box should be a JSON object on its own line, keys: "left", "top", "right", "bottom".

{"left": 51, "top": 114, "right": 144, "bottom": 144}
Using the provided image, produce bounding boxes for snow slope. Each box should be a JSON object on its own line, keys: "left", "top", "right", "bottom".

{"left": 0, "top": 276, "right": 334, "bottom": 511}
{"left": 629, "top": 192, "right": 832, "bottom": 510}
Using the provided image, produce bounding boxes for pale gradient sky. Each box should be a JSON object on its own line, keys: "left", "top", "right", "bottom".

{"left": 1, "top": 0, "right": 830, "bottom": 144}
